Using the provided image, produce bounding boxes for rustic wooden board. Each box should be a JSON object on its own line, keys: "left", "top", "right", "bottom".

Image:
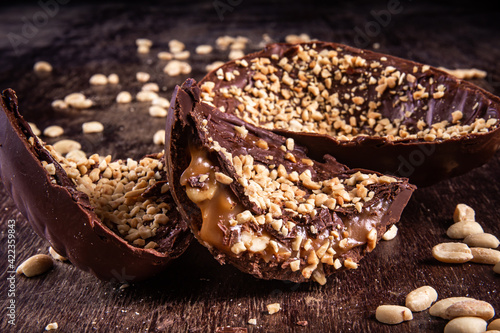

{"left": 0, "top": 1, "right": 499, "bottom": 332}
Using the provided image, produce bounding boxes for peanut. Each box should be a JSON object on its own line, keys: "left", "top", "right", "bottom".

{"left": 53, "top": 139, "right": 81, "bottom": 155}
{"left": 382, "top": 224, "right": 398, "bottom": 241}
{"left": 463, "top": 233, "right": 500, "bottom": 249}
{"left": 446, "top": 221, "right": 483, "bottom": 239}
{"left": 495, "top": 261, "right": 500, "bottom": 274}
{"left": 34, "top": 61, "right": 53, "bottom": 72}
{"left": 429, "top": 297, "right": 475, "bottom": 318}
{"left": 16, "top": 254, "right": 54, "bottom": 277}
{"left": 453, "top": 203, "right": 475, "bottom": 222}
{"left": 49, "top": 247, "right": 68, "bottom": 262}
{"left": 267, "top": 303, "right": 281, "bottom": 314}
{"left": 488, "top": 318, "right": 500, "bottom": 331}
{"left": 405, "top": 285, "right": 438, "bottom": 312}
{"left": 375, "top": 305, "right": 413, "bottom": 324}
{"left": 444, "top": 300, "right": 495, "bottom": 320}
{"left": 470, "top": 247, "right": 500, "bottom": 265}
{"left": 432, "top": 242, "right": 473, "bottom": 263}
{"left": 443, "top": 316, "right": 487, "bottom": 333}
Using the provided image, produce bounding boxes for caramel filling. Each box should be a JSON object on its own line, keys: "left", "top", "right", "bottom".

{"left": 180, "top": 145, "right": 243, "bottom": 252}
{"left": 180, "top": 142, "right": 393, "bottom": 281}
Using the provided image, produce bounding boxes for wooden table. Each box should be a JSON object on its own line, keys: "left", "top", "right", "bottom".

{"left": 1, "top": 1, "right": 499, "bottom": 332}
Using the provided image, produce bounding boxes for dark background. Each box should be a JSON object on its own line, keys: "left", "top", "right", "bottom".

{"left": 0, "top": 1, "right": 499, "bottom": 332}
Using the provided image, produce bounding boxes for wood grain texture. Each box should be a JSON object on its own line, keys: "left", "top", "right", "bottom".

{"left": 0, "top": 1, "right": 499, "bottom": 332}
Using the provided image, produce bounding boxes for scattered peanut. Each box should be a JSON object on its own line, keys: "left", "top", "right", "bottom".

{"left": 432, "top": 242, "right": 473, "bottom": 263}
{"left": 168, "top": 39, "right": 185, "bottom": 53}
{"left": 45, "top": 322, "right": 58, "bottom": 331}
{"left": 163, "top": 60, "right": 191, "bottom": 76}
{"left": 247, "top": 318, "right": 257, "bottom": 325}
{"left": 16, "top": 254, "right": 54, "bottom": 277}
{"left": 49, "top": 246, "right": 68, "bottom": 262}
{"left": 82, "top": 121, "right": 104, "bottom": 134}
{"left": 206, "top": 61, "right": 225, "bottom": 72}
{"left": 152, "top": 97, "right": 170, "bottom": 108}
{"left": 71, "top": 98, "right": 93, "bottom": 109}
{"left": 149, "top": 105, "right": 168, "bottom": 118}
{"left": 116, "top": 91, "right": 133, "bottom": 104}
{"left": 375, "top": 305, "right": 413, "bottom": 324}
{"left": 28, "top": 122, "right": 41, "bottom": 136}
{"left": 174, "top": 50, "right": 190, "bottom": 60}
{"left": 51, "top": 99, "right": 68, "bottom": 109}
{"left": 443, "top": 316, "right": 487, "bottom": 333}
{"left": 43, "top": 125, "right": 64, "bottom": 138}
{"left": 153, "top": 130, "right": 165, "bottom": 145}
{"left": 463, "top": 233, "right": 500, "bottom": 249}
{"left": 53, "top": 139, "right": 82, "bottom": 155}
{"left": 157, "top": 51, "right": 173, "bottom": 60}
{"left": 228, "top": 49, "right": 245, "bottom": 60}
{"left": 136, "top": 72, "right": 150, "bottom": 82}
{"left": 107, "top": 73, "right": 119, "bottom": 84}
{"left": 470, "top": 247, "right": 500, "bottom": 265}
{"left": 446, "top": 221, "right": 483, "bottom": 239}
{"left": 495, "top": 262, "right": 500, "bottom": 274}
{"left": 89, "top": 73, "right": 108, "bottom": 85}
{"left": 488, "top": 319, "right": 500, "bottom": 330}
{"left": 63, "top": 92, "right": 93, "bottom": 109}
{"left": 453, "top": 203, "right": 475, "bottom": 222}
{"left": 136, "top": 90, "right": 158, "bottom": 102}
{"left": 444, "top": 300, "right": 495, "bottom": 320}
{"left": 382, "top": 225, "right": 398, "bottom": 241}
{"left": 137, "top": 44, "right": 150, "bottom": 54}
{"left": 34, "top": 61, "right": 53, "bottom": 72}
{"left": 267, "top": 303, "right": 281, "bottom": 315}
{"left": 196, "top": 44, "right": 213, "bottom": 55}
{"left": 142, "top": 82, "right": 160, "bottom": 92}
{"left": 136, "top": 38, "right": 152, "bottom": 48}
{"left": 405, "top": 286, "right": 438, "bottom": 312}
{"left": 429, "top": 297, "right": 476, "bottom": 318}
{"left": 66, "top": 149, "right": 86, "bottom": 162}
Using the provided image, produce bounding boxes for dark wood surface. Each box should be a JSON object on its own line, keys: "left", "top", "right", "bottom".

{"left": 1, "top": 1, "right": 499, "bottom": 332}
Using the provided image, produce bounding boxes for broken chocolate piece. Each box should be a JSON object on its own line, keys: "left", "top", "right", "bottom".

{"left": 0, "top": 89, "right": 192, "bottom": 282}
{"left": 199, "top": 42, "right": 500, "bottom": 186}
{"left": 166, "top": 79, "right": 416, "bottom": 284}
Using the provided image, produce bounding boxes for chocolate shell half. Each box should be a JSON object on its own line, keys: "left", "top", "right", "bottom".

{"left": 166, "top": 79, "right": 416, "bottom": 284}
{"left": 199, "top": 42, "right": 500, "bottom": 186}
{"left": 0, "top": 89, "right": 192, "bottom": 282}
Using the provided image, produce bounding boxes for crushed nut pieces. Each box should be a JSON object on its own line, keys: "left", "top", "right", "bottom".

{"left": 200, "top": 44, "right": 498, "bottom": 143}
{"left": 266, "top": 303, "right": 281, "bottom": 315}
{"left": 41, "top": 143, "right": 172, "bottom": 250}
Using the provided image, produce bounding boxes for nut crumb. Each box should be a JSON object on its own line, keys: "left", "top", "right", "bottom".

{"left": 267, "top": 303, "right": 281, "bottom": 314}
{"left": 45, "top": 322, "right": 58, "bottom": 331}
{"left": 34, "top": 61, "right": 53, "bottom": 72}
{"left": 153, "top": 130, "right": 165, "bottom": 145}
{"left": 49, "top": 247, "right": 68, "bottom": 262}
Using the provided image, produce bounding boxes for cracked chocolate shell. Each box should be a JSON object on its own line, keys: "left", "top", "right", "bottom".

{"left": 165, "top": 79, "right": 416, "bottom": 284}
{"left": 199, "top": 42, "right": 500, "bottom": 186}
{"left": 0, "top": 89, "right": 192, "bottom": 282}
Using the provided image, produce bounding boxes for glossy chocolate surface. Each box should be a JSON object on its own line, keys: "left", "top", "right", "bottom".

{"left": 166, "top": 79, "right": 416, "bottom": 283}
{"left": 200, "top": 42, "right": 500, "bottom": 186}
{"left": 0, "top": 89, "right": 192, "bottom": 282}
